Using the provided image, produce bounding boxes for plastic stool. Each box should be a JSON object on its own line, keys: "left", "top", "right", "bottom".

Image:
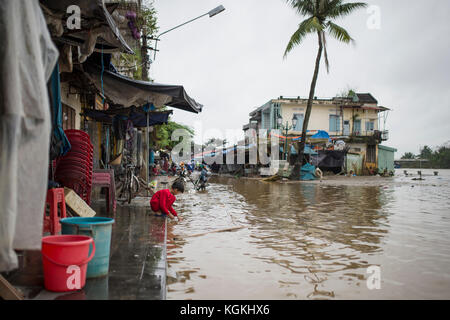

{"left": 92, "top": 170, "right": 116, "bottom": 214}
{"left": 43, "top": 188, "right": 67, "bottom": 235}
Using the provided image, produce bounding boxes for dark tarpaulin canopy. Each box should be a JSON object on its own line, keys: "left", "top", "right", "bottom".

{"left": 82, "top": 107, "right": 172, "bottom": 128}
{"left": 83, "top": 63, "right": 203, "bottom": 114}
{"left": 40, "top": 0, "right": 134, "bottom": 55}
{"left": 311, "top": 150, "right": 347, "bottom": 168}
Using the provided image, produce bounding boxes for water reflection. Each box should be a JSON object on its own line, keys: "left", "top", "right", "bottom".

{"left": 167, "top": 171, "right": 450, "bottom": 299}
{"left": 221, "top": 178, "right": 392, "bottom": 298}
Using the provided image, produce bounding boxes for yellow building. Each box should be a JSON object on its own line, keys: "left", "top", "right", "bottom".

{"left": 243, "top": 93, "right": 391, "bottom": 174}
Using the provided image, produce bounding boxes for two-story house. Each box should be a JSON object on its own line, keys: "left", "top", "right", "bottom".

{"left": 243, "top": 93, "right": 391, "bottom": 173}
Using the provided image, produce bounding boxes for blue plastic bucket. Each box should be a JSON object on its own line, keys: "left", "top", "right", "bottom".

{"left": 60, "top": 217, "right": 115, "bottom": 278}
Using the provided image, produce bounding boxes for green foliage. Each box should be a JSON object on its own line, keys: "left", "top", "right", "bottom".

{"left": 337, "top": 86, "right": 357, "bottom": 98}
{"left": 137, "top": 1, "right": 158, "bottom": 37}
{"left": 406, "top": 144, "right": 450, "bottom": 168}
{"left": 431, "top": 146, "right": 450, "bottom": 169}
{"left": 401, "top": 152, "right": 416, "bottom": 159}
{"left": 154, "top": 121, "right": 195, "bottom": 150}
{"left": 284, "top": 0, "right": 367, "bottom": 71}
{"left": 419, "top": 145, "right": 433, "bottom": 160}
{"left": 112, "top": 1, "right": 159, "bottom": 80}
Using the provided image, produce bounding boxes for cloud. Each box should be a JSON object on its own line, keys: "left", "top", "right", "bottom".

{"left": 152, "top": 0, "right": 450, "bottom": 153}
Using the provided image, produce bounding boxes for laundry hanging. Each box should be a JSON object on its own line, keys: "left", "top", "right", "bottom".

{"left": 0, "top": 0, "right": 59, "bottom": 272}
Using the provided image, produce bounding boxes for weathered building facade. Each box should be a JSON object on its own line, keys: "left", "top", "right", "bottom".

{"left": 244, "top": 93, "right": 395, "bottom": 174}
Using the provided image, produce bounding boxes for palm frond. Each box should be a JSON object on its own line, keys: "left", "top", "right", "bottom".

{"left": 327, "top": 21, "right": 353, "bottom": 43}
{"left": 327, "top": 2, "right": 368, "bottom": 19}
{"left": 284, "top": 16, "right": 324, "bottom": 58}
{"left": 286, "top": 0, "right": 316, "bottom": 16}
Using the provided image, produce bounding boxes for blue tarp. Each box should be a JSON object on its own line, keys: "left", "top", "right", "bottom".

{"left": 300, "top": 163, "right": 316, "bottom": 181}
{"left": 311, "top": 130, "right": 330, "bottom": 140}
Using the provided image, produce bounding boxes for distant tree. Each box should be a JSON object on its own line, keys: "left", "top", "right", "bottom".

{"left": 431, "top": 146, "right": 450, "bottom": 169}
{"left": 336, "top": 86, "right": 357, "bottom": 98}
{"left": 419, "top": 145, "right": 433, "bottom": 159}
{"left": 401, "top": 152, "right": 415, "bottom": 159}
{"left": 155, "top": 121, "right": 194, "bottom": 150}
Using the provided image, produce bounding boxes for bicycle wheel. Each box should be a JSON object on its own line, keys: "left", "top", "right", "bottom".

{"left": 126, "top": 184, "right": 132, "bottom": 204}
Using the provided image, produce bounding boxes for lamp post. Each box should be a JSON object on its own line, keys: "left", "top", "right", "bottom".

{"left": 150, "top": 5, "right": 225, "bottom": 65}
{"left": 277, "top": 115, "right": 298, "bottom": 161}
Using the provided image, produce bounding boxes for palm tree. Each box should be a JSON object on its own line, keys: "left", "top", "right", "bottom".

{"left": 284, "top": 0, "right": 367, "bottom": 180}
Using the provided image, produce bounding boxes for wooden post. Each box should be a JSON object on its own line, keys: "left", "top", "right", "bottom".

{"left": 0, "top": 275, "right": 24, "bottom": 300}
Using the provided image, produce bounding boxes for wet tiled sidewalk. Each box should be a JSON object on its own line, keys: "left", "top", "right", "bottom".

{"left": 5, "top": 200, "right": 168, "bottom": 300}
{"left": 104, "top": 204, "right": 167, "bottom": 300}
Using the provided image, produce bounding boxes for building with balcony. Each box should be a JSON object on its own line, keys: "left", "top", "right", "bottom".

{"left": 243, "top": 93, "right": 394, "bottom": 174}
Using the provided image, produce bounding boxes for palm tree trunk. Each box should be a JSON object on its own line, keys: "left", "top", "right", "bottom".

{"left": 290, "top": 31, "right": 323, "bottom": 180}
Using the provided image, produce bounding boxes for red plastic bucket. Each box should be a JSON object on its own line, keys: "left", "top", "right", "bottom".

{"left": 41, "top": 235, "right": 95, "bottom": 292}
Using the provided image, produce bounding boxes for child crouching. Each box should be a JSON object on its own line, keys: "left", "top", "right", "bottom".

{"left": 150, "top": 180, "right": 184, "bottom": 221}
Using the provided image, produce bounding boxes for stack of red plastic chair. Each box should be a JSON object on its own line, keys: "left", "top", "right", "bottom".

{"left": 55, "top": 130, "right": 94, "bottom": 205}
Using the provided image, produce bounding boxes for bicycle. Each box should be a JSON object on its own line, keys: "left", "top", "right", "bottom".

{"left": 193, "top": 177, "right": 208, "bottom": 191}
{"left": 116, "top": 163, "right": 140, "bottom": 204}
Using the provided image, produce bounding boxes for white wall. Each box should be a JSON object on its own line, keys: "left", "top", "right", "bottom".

{"left": 279, "top": 102, "right": 379, "bottom": 135}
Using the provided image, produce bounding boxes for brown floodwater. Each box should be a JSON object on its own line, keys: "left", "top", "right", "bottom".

{"left": 166, "top": 169, "right": 450, "bottom": 299}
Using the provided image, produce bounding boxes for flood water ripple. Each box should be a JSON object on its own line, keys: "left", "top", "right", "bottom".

{"left": 166, "top": 169, "right": 450, "bottom": 299}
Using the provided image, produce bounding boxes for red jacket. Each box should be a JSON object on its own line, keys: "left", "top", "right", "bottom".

{"left": 150, "top": 189, "right": 178, "bottom": 216}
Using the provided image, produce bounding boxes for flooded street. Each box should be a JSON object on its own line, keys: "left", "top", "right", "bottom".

{"left": 166, "top": 169, "right": 450, "bottom": 300}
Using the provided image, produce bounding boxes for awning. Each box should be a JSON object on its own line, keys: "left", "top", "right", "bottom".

{"left": 40, "top": 0, "right": 134, "bottom": 56}
{"left": 83, "top": 63, "right": 203, "bottom": 113}
{"left": 82, "top": 107, "right": 172, "bottom": 128}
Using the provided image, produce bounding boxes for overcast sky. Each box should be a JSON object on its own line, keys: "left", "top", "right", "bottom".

{"left": 151, "top": 0, "right": 450, "bottom": 156}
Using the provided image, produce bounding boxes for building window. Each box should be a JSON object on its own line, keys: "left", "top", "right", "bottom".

{"left": 329, "top": 115, "right": 341, "bottom": 132}
{"left": 366, "top": 120, "right": 375, "bottom": 132}
{"left": 293, "top": 113, "right": 304, "bottom": 131}
{"left": 62, "top": 103, "right": 76, "bottom": 130}
{"left": 353, "top": 119, "right": 361, "bottom": 135}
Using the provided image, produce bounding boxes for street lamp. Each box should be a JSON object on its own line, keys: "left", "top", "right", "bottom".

{"left": 277, "top": 115, "right": 298, "bottom": 160}
{"left": 151, "top": 5, "right": 225, "bottom": 63}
